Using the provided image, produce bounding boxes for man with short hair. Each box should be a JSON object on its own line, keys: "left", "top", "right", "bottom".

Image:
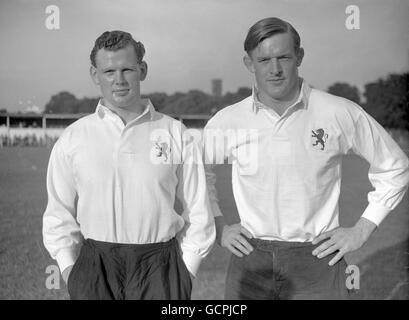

{"left": 43, "top": 30, "right": 215, "bottom": 300}
{"left": 204, "top": 17, "right": 409, "bottom": 299}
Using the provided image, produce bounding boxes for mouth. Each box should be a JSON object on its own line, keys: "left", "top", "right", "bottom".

{"left": 267, "top": 78, "right": 285, "bottom": 83}
{"left": 113, "top": 89, "right": 130, "bottom": 96}
{"left": 266, "top": 79, "right": 285, "bottom": 87}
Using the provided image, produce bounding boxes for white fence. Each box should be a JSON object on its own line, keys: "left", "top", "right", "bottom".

{"left": 0, "top": 113, "right": 211, "bottom": 147}
{"left": 0, "top": 126, "right": 64, "bottom": 147}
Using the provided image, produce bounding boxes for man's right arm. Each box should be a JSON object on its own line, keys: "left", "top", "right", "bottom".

{"left": 203, "top": 125, "right": 253, "bottom": 256}
{"left": 42, "top": 137, "right": 82, "bottom": 283}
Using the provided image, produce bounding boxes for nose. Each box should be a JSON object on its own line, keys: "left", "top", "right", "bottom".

{"left": 270, "top": 59, "right": 282, "bottom": 76}
{"left": 114, "top": 71, "right": 127, "bottom": 85}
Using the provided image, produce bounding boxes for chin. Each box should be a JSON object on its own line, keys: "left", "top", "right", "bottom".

{"left": 112, "top": 97, "right": 132, "bottom": 106}
{"left": 266, "top": 89, "right": 286, "bottom": 101}
{"left": 105, "top": 99, "right": 126, "bottom": 109}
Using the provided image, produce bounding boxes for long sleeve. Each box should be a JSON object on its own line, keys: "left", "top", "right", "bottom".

{"left": 349, "top": 107, "right": 409, "bottom": 226}
{"left": 42, "top": 137, "right": 82, "bottom": 273}
{"left": 204, "top": 164, "right": 224, "bottom": 217}
{"left": 175, "top": 130, "right": 216, "bottom": 277}
{"left": 203, "top": 125, "right": 229, "bottom": 218}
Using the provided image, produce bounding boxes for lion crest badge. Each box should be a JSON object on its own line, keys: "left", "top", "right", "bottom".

{"left": 311, "top": 128, "right": 328, "bottom": 150}
{"left": 153, "top": 140, "right": 171, "bottom": 162}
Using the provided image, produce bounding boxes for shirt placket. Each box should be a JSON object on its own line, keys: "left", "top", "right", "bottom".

{"left": 107, "top": 114, "right": 126, "bottom": 241}
{"left": 265, "top": 101, "right": 303, "bottom": 136}
{"left": 260, "top": 108, "right": 286, "bottom": 136}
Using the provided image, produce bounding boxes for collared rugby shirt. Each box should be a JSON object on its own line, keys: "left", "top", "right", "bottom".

{"left": 204, "top": 80, "right": 409, "bottom": 242}
{"left": 43, "top": 99, "right": 215, "bottom": 276}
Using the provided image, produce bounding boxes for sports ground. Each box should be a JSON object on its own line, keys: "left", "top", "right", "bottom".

{"left": 0, "top": 147, "right": 407, "bottom": 299}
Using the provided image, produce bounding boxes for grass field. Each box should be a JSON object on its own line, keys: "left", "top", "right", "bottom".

{"left": 0, "top": 147, "right": 408, "bottom": 299}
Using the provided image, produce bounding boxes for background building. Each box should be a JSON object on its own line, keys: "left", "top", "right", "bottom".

{"left": 211, "top": 79, "right": 223, "bottom": 99}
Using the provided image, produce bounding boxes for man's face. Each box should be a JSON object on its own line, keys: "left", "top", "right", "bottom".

{"left": 90, "top": 45, "right": 147, "bottom": 109}
{"left": 244, "top": 32, "right": 304, "bottom": 103}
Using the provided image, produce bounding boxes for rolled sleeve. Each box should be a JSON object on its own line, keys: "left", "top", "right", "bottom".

{"left": 361, "top": 201, "right": 392, "bottom": 226}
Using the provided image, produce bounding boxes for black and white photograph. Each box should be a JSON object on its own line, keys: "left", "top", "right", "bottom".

{"left": 0, "top": 0, "right": 408, "bottom": 304}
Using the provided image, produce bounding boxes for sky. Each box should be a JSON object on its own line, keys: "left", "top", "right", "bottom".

{"left": 0, "top": 0, "right": 408, "bottom": 112}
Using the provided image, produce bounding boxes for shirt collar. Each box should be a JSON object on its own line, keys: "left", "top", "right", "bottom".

{"left": 251, "top": 78, "right": 311, "bottom": 114}
{"left": 96, "top": 98, "right": 156, "bottom": 121}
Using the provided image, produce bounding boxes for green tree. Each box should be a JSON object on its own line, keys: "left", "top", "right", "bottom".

{"left": 363, "top": 73, "right": 409, "bottom": 129}
{"left": 327, "top": 82, "right": 361, "bottom": 105}
{"left": 77, "top": 97, "right": 99, "bottom": 113}
{"left": 145, "top": 92, "right": 168, "bottom": 112}
{"left": 162, "top": 90, "right": 214, "bottom": 115}
{"left": 220, "top": 87, "right": 252, "bottom": 109}
{"left": 44, "top": 91, "right": 79, "bottom": 114}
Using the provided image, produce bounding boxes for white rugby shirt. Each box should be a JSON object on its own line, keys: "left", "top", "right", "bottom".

{"left": 204, "top": 80, "right": 409, "bottom": 242}
{"left": 43, "top": 99, "right": 215, "bottom": 276}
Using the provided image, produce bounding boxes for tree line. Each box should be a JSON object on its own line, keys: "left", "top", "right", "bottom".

{"left": 327, "top": 73, "right": 408, "bottom": 130}
{"left": 42, "top": 87, "right": 253, "bottom": 117}
{"left": 2, "top": 72, "right": 407, "bottom": 130}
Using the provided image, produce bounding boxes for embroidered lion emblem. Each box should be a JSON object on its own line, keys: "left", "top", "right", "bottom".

{"left": 154, "top": 141, "right": 170, "bottom": 161}
{"left": 311, "top": 128, "right": 328, "bottom": 150}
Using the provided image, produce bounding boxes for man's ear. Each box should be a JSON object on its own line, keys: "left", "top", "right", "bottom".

{"left": 139, "top": 61, "right": 148, "bottom": 81}
{"left": 296, "top": 47, "right": 304, "bottom": 67}
{"left": 90, "top": 65, "right": 99, "bottom": 85}
{"left": 243, "top": 54, "right": 255, "bottom": 73}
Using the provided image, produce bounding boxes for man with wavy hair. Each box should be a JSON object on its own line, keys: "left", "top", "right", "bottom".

{"left": 204, "top": 17, "right": 409, "bottom": 299}
{"left": 43, "top": 31, "right": 215, "bottom": 300}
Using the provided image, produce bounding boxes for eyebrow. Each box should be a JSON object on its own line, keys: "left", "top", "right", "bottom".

{"left": 102, "top": 67, "right": 136, "bottom": 72}
{"left": 257, "top": 53, "right": 291, "bottom": 60}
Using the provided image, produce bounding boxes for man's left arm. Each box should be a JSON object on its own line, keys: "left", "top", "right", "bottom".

{"left": 313, "top": 107, "right": 409, "bottom": 265}
{"left": 175, "top": 129, "right": 216, "bottom": 279}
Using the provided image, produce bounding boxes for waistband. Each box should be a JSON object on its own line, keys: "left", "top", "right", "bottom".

{"left": 83, "top": 237, "right": 177, "bottom": 251}
{"left": 248, "top": 238, "right": 314, "bottom": 250}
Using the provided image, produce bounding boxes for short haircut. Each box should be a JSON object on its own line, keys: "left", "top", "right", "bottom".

{"left": 90, "top": 30, "right": 145, "bottom": 67}
{"left": 244, "top": 17, "right": 301, "bottom": 55}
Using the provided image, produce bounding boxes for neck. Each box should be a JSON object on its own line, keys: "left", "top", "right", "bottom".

{"left": 258, "top": 79, "right": 301, "bottom": 116}
{"left": 103, "top": 98, "right": 147, "bottom": 125}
